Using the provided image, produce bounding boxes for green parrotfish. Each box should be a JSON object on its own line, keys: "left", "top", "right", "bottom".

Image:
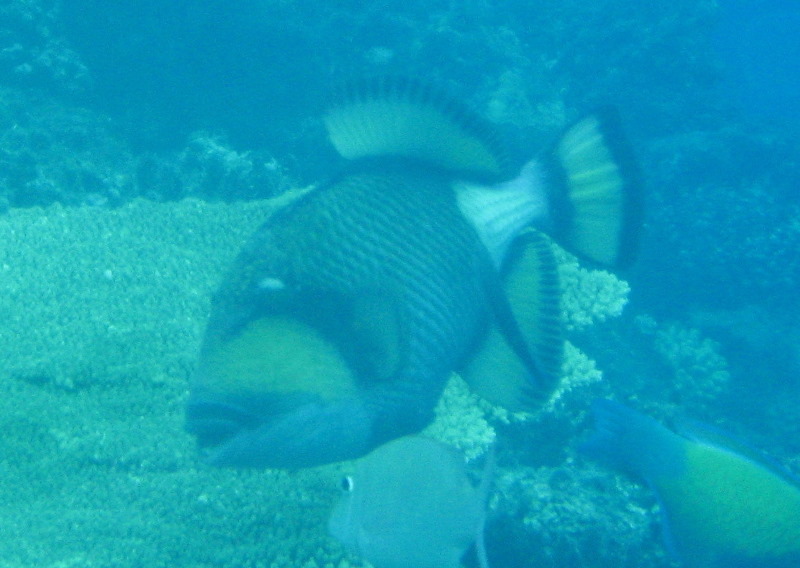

{"left": 185, "top": 77, "right": 642, "bottom": 468}
{"left": 581, "top": 399, "right": 800, "bottom": 568}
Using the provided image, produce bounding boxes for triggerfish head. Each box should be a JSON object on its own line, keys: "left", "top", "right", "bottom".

{"left": 581, "top": 399, "right": 800, "bottom": 568}
{"left": 328, "top": 435, "right": 494, "bottom": 568}
{"left": 185, "top": 77, "right": 642, "bottom": 468}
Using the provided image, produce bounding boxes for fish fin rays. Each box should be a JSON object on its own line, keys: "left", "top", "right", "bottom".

{"left": 463, "top": 230, "right": 564, "bottom": 411}
{"left": 324, "top": 76, "right": 511, "bottom": 180}
{"left": 546, "top": 107, "right": 643, "bottom": 269}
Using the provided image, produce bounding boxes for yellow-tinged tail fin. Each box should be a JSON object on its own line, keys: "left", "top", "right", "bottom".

{"left": 324, "top": 77, "right": 511, "bottom": 180}
{"left": 547, "top": 108, "right": 642, "bottom": 268}
{"left": 463, "top": 229, "right": 563, "bottom": 411}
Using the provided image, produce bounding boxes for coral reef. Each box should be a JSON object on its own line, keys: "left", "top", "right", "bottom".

{"left": 0, "top": 194, "right": 646, "bottom": 567}
{"left": 0, "top": 0, "right": 89, "bottom": 95}
{"left": 649, "top": 321, "right": 730, "bottom": 410}
{"left": 418, "top": 257, "right": 655, "bottom": 566}
{"left": 3, "top": 1, "right": 795, "bottom": 566}
{"left": 0, "top": 84, "right": 290, "bottom": 208}
{"left": 487, "top": 463, "right": 667, "bottom": 568}
{"left": 557, "top": 248, "right": 631, "bottom": 332}
{"left": 0, "top": 198, "right": 369, "bottom": 567}
{"left": 424, "top": 374, "right": 497, "bottom": 462}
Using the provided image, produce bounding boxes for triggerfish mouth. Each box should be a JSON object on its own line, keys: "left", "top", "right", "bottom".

{"left": 185, "top": 77, "right": 642, "bottom": 469}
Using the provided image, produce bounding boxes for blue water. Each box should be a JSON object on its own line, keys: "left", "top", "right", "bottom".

{"left": 713, "top": 0, "right": 800, "bottom": 126}
{"left": 1, "top": 1, "right": 798, "bottom": 566}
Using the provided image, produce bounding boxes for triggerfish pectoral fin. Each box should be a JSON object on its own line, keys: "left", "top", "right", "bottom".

{"left": 462, "top": 229, "right": 563, "bottom": 410}
{"left": 581, "top": 399, "right": 800, "bottom": 568}
{"left": 546, "top": 108, "right": 642, "bottom": 269}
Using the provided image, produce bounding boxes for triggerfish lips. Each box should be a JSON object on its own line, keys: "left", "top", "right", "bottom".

{"left": 185, "top": 313, "right": 378, "bottom": 467}
{"left": 185, "top": 76, "right": 643, "bottom": 469}
{"left": 186, "top": 395, "right": 376, "bottom": 469}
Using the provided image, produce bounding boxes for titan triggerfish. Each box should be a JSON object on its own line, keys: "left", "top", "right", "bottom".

{"left": 185, "top": 77, "right": 641, "bottom": 468}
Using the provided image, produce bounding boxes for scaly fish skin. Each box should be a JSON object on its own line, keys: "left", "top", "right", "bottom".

{"left": 189, "top": 161, "right": 495, "bottom": 467}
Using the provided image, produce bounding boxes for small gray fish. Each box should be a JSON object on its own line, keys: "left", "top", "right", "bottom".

{"left": 329, "top": 436, "right": 493, "bottom": 568}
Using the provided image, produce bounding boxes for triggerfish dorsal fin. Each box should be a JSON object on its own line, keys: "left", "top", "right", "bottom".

{"left": 324, "top": 77, "right": 511, "bottom": 180}
{"left": 463, "top": 229, "right": 564, "bottom": 411}
{"left": 546, "top": 108, "right": 642, "bottom": 269}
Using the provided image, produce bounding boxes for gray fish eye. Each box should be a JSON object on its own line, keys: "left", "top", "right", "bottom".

{"left": 340, "top": 475, "right": 354, "bottom": 492}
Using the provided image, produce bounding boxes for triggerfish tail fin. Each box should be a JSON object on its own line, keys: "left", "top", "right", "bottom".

{"left": 324, "top": 76, "right": 511, "bottom": 180}
{"left": 545, "top": 108, "right": 642, "bottom": 269}
{"left": 580, "top": 399, "right": 686, "bottom": 482}
{"left": 463, "top": 229, "right": 563, "bottom": 411}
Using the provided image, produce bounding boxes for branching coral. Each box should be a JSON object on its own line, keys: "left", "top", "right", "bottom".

{"left": 649, "top": 320, "right": 730, "bottom": 410}
{"left": 488, "top": 463, "right": 664, "bottom": 568}
{"left": 557, "top": 248, "right": 631, "bottom": 332}
{"left": 425, "top": 373, "right": 497, "bottom": 461}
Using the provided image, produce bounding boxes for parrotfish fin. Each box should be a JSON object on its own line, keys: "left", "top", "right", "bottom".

{"left": 463, "top": 229, "right": 563, "bottom": 410}
{"left": 546, "top": 108, "right": 642, "bottom": 268}
{"left": 324, "top": 76, "right": 511, "bottom": 180}
{"left": 580, "top": 399, "right": 686, "bottom": 482}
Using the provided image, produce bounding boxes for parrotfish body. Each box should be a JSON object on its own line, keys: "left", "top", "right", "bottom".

{"left": 582, "top": 399, "right": 800, "bottom": 568}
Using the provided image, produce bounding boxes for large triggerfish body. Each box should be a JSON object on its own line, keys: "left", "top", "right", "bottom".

{"left": 185, "top": 77, "right": 642, "bottom": 469}
{"left": 582, "top": 400, "right": 800, "bottom": 568}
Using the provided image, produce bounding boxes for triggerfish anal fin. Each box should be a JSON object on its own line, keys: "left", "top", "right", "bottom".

{"left": 324, "top": 76, "right": 512, "bottom": 181}
{"left": 546, "top": 108, "right": 642, "bottom": 269}
{"left": 463, "top": 229, "right": 563, "bottom": 410}
{"left": 581, "top": 399, "right": 800, "bottom": 568}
